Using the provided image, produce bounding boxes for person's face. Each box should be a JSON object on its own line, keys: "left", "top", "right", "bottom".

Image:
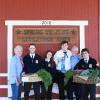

{"left": 82, "top": 51, "right": 89, "bottom": 59}
{"left": 46, "top": 52, "right": 52, "bottom": 59}
{"left": 29, "top": 45, "right": 36, "bottom": 54}
{"left": 61, "top": 43, "right": 68, "bottom": 51}
{"left": 71, "top": 47, "right": 78, "bottom": 55}
{"left": 15, "top": 48, "right": 23, "bottom": 57}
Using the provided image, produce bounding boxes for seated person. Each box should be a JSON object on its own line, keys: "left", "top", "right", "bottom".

{"left": 41, "top": 50, "right": 57, "bottom": 100}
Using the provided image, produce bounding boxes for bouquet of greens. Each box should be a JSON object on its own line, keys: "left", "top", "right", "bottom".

{"left": 36, "top": 69, "right": 52, "bottom": 90}
{"left": 80, "top": 69, "right": 100, "bottom": 81}
{"left": 64, "top": 70, "right": 77, "bottom": 86}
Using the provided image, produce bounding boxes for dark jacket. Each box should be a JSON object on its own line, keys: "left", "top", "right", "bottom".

{"left": 23, "top": 54, "right": 42, "bottom": 74}
{"left": 42, "top": 59, "right": 57, "bottom": 82}
{"left": 74, "top": 57, "right": 97, "bottom": 70}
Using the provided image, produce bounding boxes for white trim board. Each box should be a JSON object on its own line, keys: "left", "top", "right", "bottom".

{"left": 5, "top": 20, "right": 88, "bottom": 97}
{"left": 0, "top": 73, "right": 8, "bottom": 77}
{"left": 5, "top": 20, "right": 88, "bottom": 26}
{"left": 0, "top": 85, "right": 8, "bottom": 88}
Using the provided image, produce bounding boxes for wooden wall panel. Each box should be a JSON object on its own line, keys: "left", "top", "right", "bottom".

{"left": 0, "top": 21, "right": 7, "bottom": 73}
{"left": 0, "top": 77, "right": 7, "bottom": 85}
{"left": 99, "top": 0, "right": 100, "bottom": 62}
{"left": 0, "top": 89, "right": 7, "bottom": 96}
{"left": 0, "top": 0, "right": 99, "bottom": 97}
{"left": 0, "top": 0, "right": 98, "bottom": 58}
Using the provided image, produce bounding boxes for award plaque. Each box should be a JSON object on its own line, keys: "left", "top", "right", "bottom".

{"left": 22, "top": 74, "right": 42, "bottom": 82}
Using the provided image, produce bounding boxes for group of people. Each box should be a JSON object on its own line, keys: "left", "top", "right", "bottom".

{"left": 9, "top": 40, "right": 99, "bottom": 100}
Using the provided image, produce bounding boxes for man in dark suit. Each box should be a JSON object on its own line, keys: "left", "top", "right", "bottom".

{"left": 22, "top": 44, "right": 42, "bottom": 100}
{"left": 74, "top": 48, "right": 98, "bottom": 100}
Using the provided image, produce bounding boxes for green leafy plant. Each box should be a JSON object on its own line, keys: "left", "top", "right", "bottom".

{"left": 80, "top": 69, "right": 91, "bottom": 76}
{"left": 36, "top": 69, "right": 52, "bottom": 90}
{"left": 89, "top": 69, "right": 100, "bottom": 81}
{"left": 80, "top": 69, "right": 100, "bottom": 81}
{"left": 64, "top": 70, "right": 76, "bottom": 86}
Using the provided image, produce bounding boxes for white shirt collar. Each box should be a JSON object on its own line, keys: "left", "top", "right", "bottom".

{"left": 30, "top": 53, "right": 35, "bottom": 58}
{"left": 61, "top": 49, "right": 68, "bottom": 52}
{"left": 84, "top": 57, "right": 89, "bottom": 62}
{"left": 45, "top": 58, "right": 50, "bottom": 62}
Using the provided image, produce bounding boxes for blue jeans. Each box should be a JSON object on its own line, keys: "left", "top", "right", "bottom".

{"left": 11, "top": 83, "right": 22, "bottom": 100}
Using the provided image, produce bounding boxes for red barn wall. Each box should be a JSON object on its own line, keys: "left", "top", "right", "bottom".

{"left": 0, "top": 0, "right": 99, "bottom": 97}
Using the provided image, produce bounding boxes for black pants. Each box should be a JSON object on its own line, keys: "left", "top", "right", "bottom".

{"left": 41, "top": 82, "right": 54, "bottom": 100}
{"left": 24, "top": 82, "right": 41, "bottom": 100}
{"left": 41, "top": 71, "right": 65, "bottom": 100}
{"left": 73, "top": 83, "right": 83, "bottom": 100}
{"left": 41, "top": 82, "right": 46, "bottom": 100}
{"left": 56, "top": 71, "right": 65, "bottom": 100}
{"left": 65, "top": 78, "right": 73, "bottom": 100}
{"left": 41, "top": 76, "right": 58, "bottom": 100}
{"left": 82, "top": 84, "right": 96, "bottom": 100}
{"left": 47, "top": 83, "right": 54, "bottom": 100}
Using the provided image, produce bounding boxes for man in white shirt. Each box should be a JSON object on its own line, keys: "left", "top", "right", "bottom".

{"left": 54, "top": 40, "right": 72, "bottom": 100}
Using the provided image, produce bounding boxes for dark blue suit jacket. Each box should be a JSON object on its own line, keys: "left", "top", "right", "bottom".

{"left": 74, "top": 57, "right": 97, "bottom": 70}
{"left": 23, "top": 54, "right": 42, "bottom": 74}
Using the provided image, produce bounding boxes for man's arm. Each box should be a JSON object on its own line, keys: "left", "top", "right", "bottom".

{"left": 74, "top": 60, "right": 82, "bottom": 70}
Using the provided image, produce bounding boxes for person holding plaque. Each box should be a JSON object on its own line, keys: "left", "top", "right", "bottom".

{"left": 53, "top": 40, "right": 72, "bottom": 100}
{"left": 23, "top": 44, "right": 42, "bottom": 100}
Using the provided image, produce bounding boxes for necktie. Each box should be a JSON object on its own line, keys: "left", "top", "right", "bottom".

{"left": 20, "top": 57, "right": 24, "bottom": 67}
{"left": 61, "top": 52, "right": 67, "bottom": 73}
{"left": 32, "top": 55, "right": 34, "bottom": 63}
{"left": 32, "top": 55, "right": 33, "bottom": 58}
{"left": 64, "top": 52, "right": 68, "bottom": 58}
{"left": 85, "top": 59, "right": 88, "bottom": 63}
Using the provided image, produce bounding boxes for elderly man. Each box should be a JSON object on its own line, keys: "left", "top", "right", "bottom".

{"left": 9, "top": 45, "right": 23, "bottom": 100}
